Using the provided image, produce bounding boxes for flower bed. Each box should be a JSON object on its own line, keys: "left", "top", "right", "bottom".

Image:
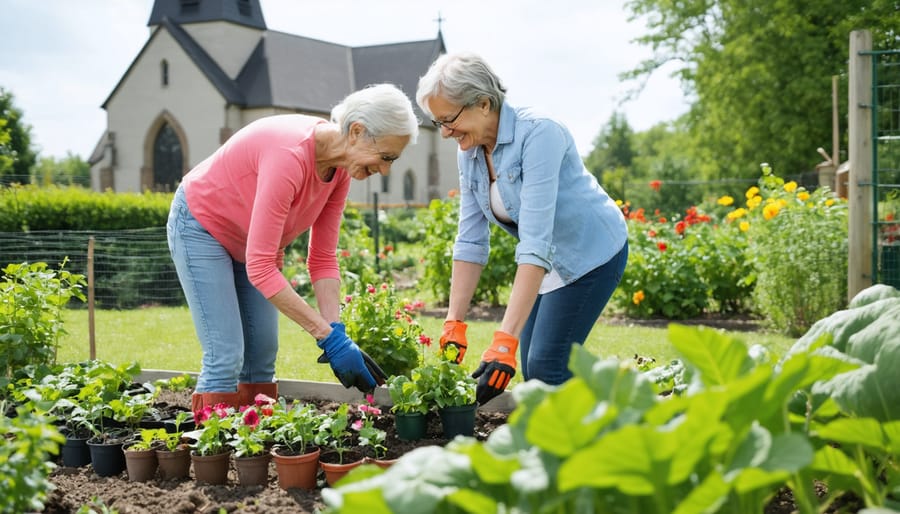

{"left": 43, "top": 386, "right": 510, "bottom": 513}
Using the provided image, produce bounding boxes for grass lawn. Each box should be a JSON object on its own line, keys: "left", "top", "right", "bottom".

{"left": 58, "top": 307, "right": 796, "bottom": 387}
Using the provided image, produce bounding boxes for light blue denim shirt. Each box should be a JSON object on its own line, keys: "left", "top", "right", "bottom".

{"left": 453, "top": 102, "right": 628, "bottom": 285}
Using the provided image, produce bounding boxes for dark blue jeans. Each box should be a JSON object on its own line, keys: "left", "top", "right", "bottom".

{"left": 519, "top": 242, "right": 628, "bottom": 385}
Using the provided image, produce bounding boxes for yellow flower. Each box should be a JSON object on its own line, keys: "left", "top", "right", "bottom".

{"left": 784, "top": 181, "right": 798, "bottom": 193}
{"left": 739, "top": 221, "right": 750, "bottom": 232}
{"left": 778, "top": 199, "right": 788, "bottom": 208}
{"left": 825, "top": 199, "right": 835, "bottom": 206}
{"left": 745, "top": 186, "right": 760, "bottom": 199}
{"left": 747, "top": 196, "right": 762, "bottom": 209}
{"left": 763, "top": 203, "right": 781, "bottom": 220}
{"left": 797, "top": 191, "right": 810, "bottom": 201}
{"left": 632, "top": 290, "right": 645, "bottom": 305}
{"left": 393, "top": 327, "right": 404, "bottom": 337}
{"left": 717, "top": 195, "right": 734, "bottom": 206}
{"left": 726, "top": 207, "right": 748, "bottom": 221}
{"left": 615, "top": 199, "right": 623, "bottom": 206}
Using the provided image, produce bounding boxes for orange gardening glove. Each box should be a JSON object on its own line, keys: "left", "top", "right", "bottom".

{"left": 439, "top": 320, "right": 468, "bottom": 364}
{"left": 471, "top": 331, "right": 518, "bottom": 405}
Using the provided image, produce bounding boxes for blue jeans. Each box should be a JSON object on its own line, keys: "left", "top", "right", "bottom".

{"left": 166, "top": 186, "right": 279, "bottom": 392}
{"left": 519, "top": 242, "right": 628, "bottom": 385}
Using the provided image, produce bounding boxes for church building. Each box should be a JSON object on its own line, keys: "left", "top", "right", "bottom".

{"left": 89, "top": 0, "right": 459, "bottom": 205}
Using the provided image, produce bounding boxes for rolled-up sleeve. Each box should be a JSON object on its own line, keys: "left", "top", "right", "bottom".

{"left": 452, "top": 168, "right": 491, "bottom": 266}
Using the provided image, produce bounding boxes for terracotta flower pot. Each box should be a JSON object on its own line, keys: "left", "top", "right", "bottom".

{"left": 191, "top": 450, "right": 231, "bottom": 485}
{"left": 234, "top": 453, "right": 271, "bottom": 487}
{"left": 319, "top": 449, "right": 365, "bottom": 486}
{"left": 156, "top": 446, "right": 191, "bottom": 480}
{"left": 123, "top": 447, "right": 158, "bottom": 482}
{"left": 271, "top": 445, "right": 321, "bottom": 490}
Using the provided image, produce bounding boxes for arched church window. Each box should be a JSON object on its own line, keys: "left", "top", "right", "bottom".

{"left": 403, "top": 169, "right": 415, "bottom": 202}
{"left": 381, "top": 174, "right": 389, "bottom": 193}
{"left": 161, "top": 60, "right": 169, "bottom": 87}
{"left": 153, "top": 123, "right": 183, "bottom": 192}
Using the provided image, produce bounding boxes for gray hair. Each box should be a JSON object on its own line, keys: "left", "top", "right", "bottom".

{"left": 331, "top": 83, "right": 419, "bottom": 143}
{"left": 416, "top": 52, "right": 507, "bottom": 118}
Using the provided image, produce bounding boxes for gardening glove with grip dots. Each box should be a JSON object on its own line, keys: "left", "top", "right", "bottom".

{"left": 439, "top": 320, "right": 468, "bottom": 364}
{"left": 316, "top": 322, "right": 387, "bottom": 392}
{"left": 471, "top": 331, "right": 518, "bottom": 405}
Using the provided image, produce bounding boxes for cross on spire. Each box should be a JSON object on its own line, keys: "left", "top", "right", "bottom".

{"left": 433, "top": 11, "right": 445, "bottom": 32}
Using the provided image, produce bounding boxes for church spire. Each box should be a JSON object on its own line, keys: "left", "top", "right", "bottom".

{"left": 148, "top": 0, "right": 266, "bottom": 30}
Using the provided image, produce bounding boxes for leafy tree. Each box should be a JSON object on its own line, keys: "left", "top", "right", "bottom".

{"left": 584, "top": 111, "right": 634, "bottom": 179}
{"left": 0, "top": 88, "right": 36, "bottom": 185}
{"left": 32, "top": 153, "right": 90, "bottom": 187}
{"left": 622, "top": 0, "right": 900, "bottom": 179}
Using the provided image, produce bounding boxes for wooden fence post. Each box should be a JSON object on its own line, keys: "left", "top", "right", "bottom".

{"left": 848, "top": 30, "right": 873, "bottom": 301}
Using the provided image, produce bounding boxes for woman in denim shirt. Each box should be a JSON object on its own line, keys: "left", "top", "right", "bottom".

{"left": 416, "top": 52, "right": 629, "bottom": 405}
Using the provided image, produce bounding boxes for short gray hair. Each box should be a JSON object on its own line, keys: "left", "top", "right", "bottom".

{"left": 416, "top": 52, "right": 507, "bottom": 118}
{"left": 331, "top": 83, "right": 419, "bottom": 143}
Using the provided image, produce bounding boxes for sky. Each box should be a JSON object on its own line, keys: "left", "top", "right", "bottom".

{"left": 1, "top": 0, "right": 691, "bottom": 161}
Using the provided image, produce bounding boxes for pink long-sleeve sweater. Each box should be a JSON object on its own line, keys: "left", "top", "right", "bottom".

{"left": 182, "top": 114, "right": 349, "bottom": 298}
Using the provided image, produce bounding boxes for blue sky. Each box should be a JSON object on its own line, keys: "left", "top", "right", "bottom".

{"left": 1, "top": 0, "right": 690, "bottom": 160}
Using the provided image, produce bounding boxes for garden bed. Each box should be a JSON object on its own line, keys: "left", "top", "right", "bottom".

{"left": 43, "top": 382, "right": 510, "bottom": 513}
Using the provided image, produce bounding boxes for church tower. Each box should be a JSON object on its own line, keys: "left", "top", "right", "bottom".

{"left": 147, "top": 0, "right": 266, "bottom": 30}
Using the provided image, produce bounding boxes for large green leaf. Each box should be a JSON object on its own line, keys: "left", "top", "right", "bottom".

{"left": 524, "top": 378, "right": 615, "bottom": 457}
{"left": 669, "top": 324, "right": 754, "bottom": 386}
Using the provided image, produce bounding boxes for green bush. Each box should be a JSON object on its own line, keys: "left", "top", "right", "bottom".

{"left": 0, "top": 261, "right": 86, "bottom": 387}
{"left": 0, "top": 406, "right": 64, "bottom": 513}
{"left": 418, "top": 195, "right": 517, "bottom": 307}
{"left": 0, "top": 184, "right": 170, "bottom": 231}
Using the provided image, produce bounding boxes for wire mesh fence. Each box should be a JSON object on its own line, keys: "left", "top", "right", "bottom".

{"left": 0, "top": 228, "right": 184, "bottom": 309}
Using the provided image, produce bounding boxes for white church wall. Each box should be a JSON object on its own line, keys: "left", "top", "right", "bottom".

{"left": 182, "top": 22, "right": 264, "bottom": 79}
{"left": 104, "top": 30, "right": 226, "bottom": 192}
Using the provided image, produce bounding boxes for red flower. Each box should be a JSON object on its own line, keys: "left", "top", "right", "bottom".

{"left": 649, "top": 180, "right": 662, "bottom": 192}
{"left": 254, "top": 393, "right": 276, "bottom": 407}
{"left": 242, "top": 408, "right": 260, "bottom": 428}
{"left": 366, "top": 284, "right": 376, "bottom": 294}
{"left": 418, "top": 334, "right": 432, "bottom": 346}
{"left": 384, "top": 244, "right": 394, "bottom": 253}
{"left": 647, "top": 229, "right": 657, "bottom": 238}
{"left": 340, "top": 249, "right": 351, "bottom": 258}
{"left": 675, "top": 221, "right": 686, "bottom": 235}
{"left": 657, "top": 241, "right": 668, "bottom": 252}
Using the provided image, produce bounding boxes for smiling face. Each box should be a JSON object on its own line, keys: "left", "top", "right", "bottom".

{"left": 426, "top": 96, "right": 493, "bottom": 152}
{"left": 344, "top": 123, "right": 410, "bottom": 180}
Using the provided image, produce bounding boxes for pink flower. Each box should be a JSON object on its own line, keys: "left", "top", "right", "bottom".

{"left": 254, "top": 393, "right": 276, "bottom": 406}
{"left": 351, "top": 419, "right": 364, "bottom": 431}
{"left": 344, "top": 295, "right": 353, "bottom": 303}
{"left": 365, "top": 393, "right": 375, "bottom": 405}
{"left": 419, "top": 334, "right": 432, "bottom": 346}
{"left": 367, "top": 284, "right": 376, "bottom": 294}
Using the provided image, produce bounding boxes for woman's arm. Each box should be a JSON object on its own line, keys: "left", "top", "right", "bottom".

{"left": 499, "top": 263, "right": 544, "bottom": 337}
{"left": 446, "top": 260, "right": 483, "bottom": 321}
{"left": 267, "top": 285, "right": 332, "bottom": 340}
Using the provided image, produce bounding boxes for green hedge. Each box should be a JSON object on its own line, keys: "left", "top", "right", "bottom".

{"left": 0, "top": 184, "right": 171, "bottom": 231}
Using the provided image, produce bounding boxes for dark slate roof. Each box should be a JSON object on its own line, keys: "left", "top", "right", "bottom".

{"left": 352, "top": 35, "right": 446, "bottom": 120}
{"left": 148, "top": 0, "right": 266, "bottom": 30}
{"left": 236, "top": 31, "right": 353, "bottom": 113}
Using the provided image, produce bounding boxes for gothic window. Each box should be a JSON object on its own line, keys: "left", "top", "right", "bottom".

{"left": 153, "top": 123, "right": 183, "bottom": 192}
{"left": 403, "top": 169, "right": 415, "bottom": 202}
{"left": 381, "top": 174, "right": 389, "bottom": 194}
{"left": 161, "top": 60, "right": 169, "bottom": 87}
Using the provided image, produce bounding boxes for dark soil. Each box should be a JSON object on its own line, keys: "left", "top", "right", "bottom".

{"left": 43, "top": 389, "right": 509, "bottom": 513}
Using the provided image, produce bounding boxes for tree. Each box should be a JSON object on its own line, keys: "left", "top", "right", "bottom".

{"left": 33, "top": 153, "right": 90, "bottom": 187}
{"left": 585, "top": 112, "right": 635, "bottom": 201}
{"left": 622, "top": 0, "right": 900, "bottom": 179}
{"left": 0, "top": 88, "right": 37, "bottom": 185}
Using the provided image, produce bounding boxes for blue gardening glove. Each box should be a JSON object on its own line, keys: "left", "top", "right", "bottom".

{"left": 316, "top": 322, "right": 386, "bottom": 393}
{"left": 471, "top": 331, "right": 518, "bottom": 406}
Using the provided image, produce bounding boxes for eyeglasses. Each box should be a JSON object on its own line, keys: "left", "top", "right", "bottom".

{"left": 431, "top": 105, "right": 467, "bottom": 129}
{"left": 370, "top": 135, "right": 399, "bottom": 163}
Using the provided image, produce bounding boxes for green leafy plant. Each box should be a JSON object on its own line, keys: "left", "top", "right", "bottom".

{"left": 386, "top": 374, "right": 429, "bottom": 415}
{"left": 0, "top": 260, "right": 86, "bottom": 387}
{"left": 340, "top": 281, "right": 426, "bottom": 378}
{"left": 0, "top": 404, "right": 64, "bottom": 513}
{"left": 127, "top": 428, "right": 165, "bottom": 451}
{"left": 353, "top": 397, "right": 387, "bottom": 460}
{"left": 268, "top": 399, "right": 322, "bottom": 455}
{"left": 153, "top": 373, "right": 196, "bottom": 392}
{"left": 315, "top": 403, "right": 352, "bottom": 464}
{"left": 157, "top": 411, "right": 191, "bottom": 451}
{"left": 228, "top": 405, "right": 273, "bottom": 458}
{"left": 415, "top": 360, "right": 476, "bottom": 409}
{"left": 191, "top": 404, "right": 234, "bottom": 456}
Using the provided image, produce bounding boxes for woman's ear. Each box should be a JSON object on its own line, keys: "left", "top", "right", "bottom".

{"left": 348, "top": 121, "right": 366, "bottom": 143}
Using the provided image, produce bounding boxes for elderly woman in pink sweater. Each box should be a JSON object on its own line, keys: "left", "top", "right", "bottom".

{"left": 166, "top": 84, "right": 419, "bottom": 412}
